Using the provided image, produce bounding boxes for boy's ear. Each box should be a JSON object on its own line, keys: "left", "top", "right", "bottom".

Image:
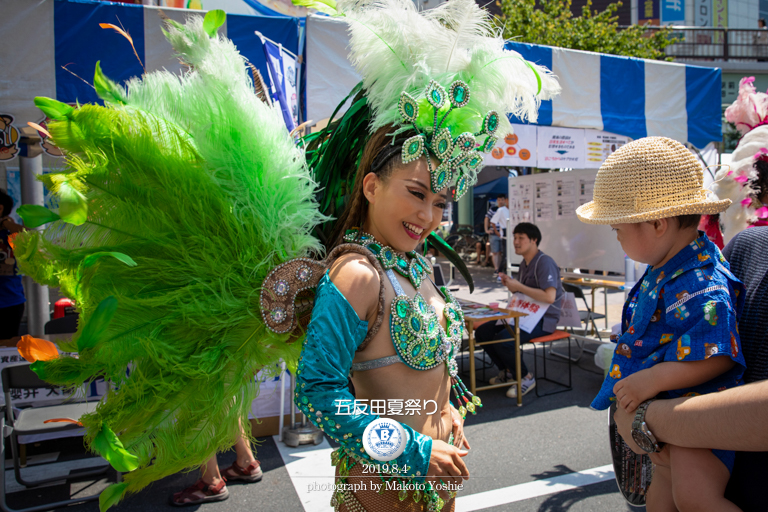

{"left": 650, "top": 218, "right": 670, "bottom": 237}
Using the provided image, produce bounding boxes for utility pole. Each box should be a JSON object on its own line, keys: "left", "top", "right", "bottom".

{"left": 18, "top": 126, "right": 49, "bottom": 336}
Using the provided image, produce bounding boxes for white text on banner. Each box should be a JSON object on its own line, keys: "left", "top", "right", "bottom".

{"left": 583, "top": 130, "right": 632, "bottom": 168}
{"left": 536, "top": 126, "right": 586, "bottom": 169}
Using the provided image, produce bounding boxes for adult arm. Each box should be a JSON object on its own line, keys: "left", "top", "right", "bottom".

{"left": 484, "top": 216, "right": 491, "bottom": 235}
{"left": 0, "top": 217, "right": 24, "bottom": 234}
{"left": 613, "top": 357, "right": 736, "bottom": 412}
{"left": 614, "top": 379, "right": 768, "bottom": 453}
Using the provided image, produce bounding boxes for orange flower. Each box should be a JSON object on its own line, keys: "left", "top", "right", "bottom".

{"left": 16, "top": 335, "right": 60, "bottom": 363}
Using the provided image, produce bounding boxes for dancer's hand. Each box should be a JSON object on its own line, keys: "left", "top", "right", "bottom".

{"left": 427, "top": 440, "right": 469, "bottom": 489}
{"left": 450, "top": 406, "right": 470, "bottom": 450}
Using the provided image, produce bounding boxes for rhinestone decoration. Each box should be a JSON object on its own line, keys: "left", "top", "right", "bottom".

{"left": 297, "top": 265, "right": 312, "bottom": 282}
{"left": 401, "top": 135, "right": 425, "bottom": 164}
{"left": 448, "top": 80, "right": 470, "bottom": 108}
{"left": 397, "top": 79, "right": 497, "bottom": 199}
{"left": 275, "top": 280, "right": 289, "bottom": 296}
{"left": 271, "top": 307, "right": 286, "bottom": 322}
{"left": 425, "top": 80, "right": 447, "bottom": 109}
{"left": 483, "top": 110, "right": 499, "bottom": 135}
{"left": 399, "top": 92, "right": 419, "bottom": 123}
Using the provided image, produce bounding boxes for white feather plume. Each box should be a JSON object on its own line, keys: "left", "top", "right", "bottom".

{"left": 336, "top": 0, "right": 559, "bottom": 136}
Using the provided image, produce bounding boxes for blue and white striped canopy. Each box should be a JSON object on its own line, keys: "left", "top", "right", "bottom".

{"left": 506, "top": 42, "right": 722, "bottom": 149}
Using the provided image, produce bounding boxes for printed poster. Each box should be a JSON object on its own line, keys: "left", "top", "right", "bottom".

{"left": 555, "top": 175, "right": 577, "bottom": 218}
{"left": 508, "top": 181, "right": 533, "bottom": 225}
{"left": 536, "top": 126, "right": 585, "bottom": 169}
{"left": 584, "top": 130, "right": 631, "bottom": 168}
{"left": 578, "top": 176, "right": 595, "bottom": 205}
{"left": 483, "top": 124, "right": 537, "bottom": 167}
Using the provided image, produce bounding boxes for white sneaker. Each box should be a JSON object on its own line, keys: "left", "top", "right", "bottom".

{"left": 506, "top": 377, "right": 536, "bottom": 398}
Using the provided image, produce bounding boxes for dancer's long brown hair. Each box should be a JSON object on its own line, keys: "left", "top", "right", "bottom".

{"left": 329, "top": 124, "right": 409, "bottom": 247}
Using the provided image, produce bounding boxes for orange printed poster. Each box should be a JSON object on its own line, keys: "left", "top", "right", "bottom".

{"left": 483, "top": 124, "right": 537, "bottom": 167}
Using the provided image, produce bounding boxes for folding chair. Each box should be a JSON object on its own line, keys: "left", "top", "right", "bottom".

{"left": 0, "top": 364, "right": 109, "bottom": 512}
{"left": 530, "top": 330, "right": 573, "bottom": 396}
{"left": 562, "top": 283, "right": 605, "bottom": 341}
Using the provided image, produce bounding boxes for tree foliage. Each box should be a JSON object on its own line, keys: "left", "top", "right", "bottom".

{"left": 498, "top": 0, "right": 675, "bottom": 61}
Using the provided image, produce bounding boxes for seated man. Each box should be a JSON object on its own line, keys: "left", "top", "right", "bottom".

{"left": 475, "top": 222, "right": 564, "bottom": 398}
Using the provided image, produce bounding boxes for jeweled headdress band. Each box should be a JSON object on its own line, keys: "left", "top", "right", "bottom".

{"left": 398, "top": 79, "right": 499, "bottom": 200}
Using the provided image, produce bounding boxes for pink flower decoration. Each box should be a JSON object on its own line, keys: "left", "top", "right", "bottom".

{"left": 734, "top": 175, "right": 749, "bottom": 184}
{"left": 742, "top": 197, "right": 753, "bottom": 206}
{"left": 756, "top": 206, "right": 768, "bottom": 219}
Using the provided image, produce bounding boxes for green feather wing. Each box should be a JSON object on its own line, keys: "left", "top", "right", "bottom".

{"left": 14, "top": 12, "right": 323, "bottom": 506}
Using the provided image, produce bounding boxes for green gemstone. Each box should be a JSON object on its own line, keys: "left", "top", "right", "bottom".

{"left": 398, "top": 258, "right": 408, "bottom": 269}
{"left": 472, "top": 395, "right": 482, "bottom": 405}
{"left": 400, "top": 342, "right": 408, "bottom": 350}
{"left": 454, "top": 86, "right": 465, "bottom": 103}
{"left": 459, "top": 405, "right": 467, "bottom": 417}
{"left": 399, "top": 489, "right": 408, "bottom": 501}
{"left": 437, "top": 170, "right": 446, "bottom": 185}
{"left": 489, "top": 114, "right": 498, "bottom": 131}
{"left": 413, "top": 490, "right": 422, "bottom": 503}
{"left": 409, "top": 142, "right": 419, "bottom": 154}
{"left": 396, "top": 300, "right": 408, "bottom": 318}
{"left": 428, "top": 318, "right": 436, "bottom": 332}
{"left": 431, "top": 90, "right": 441, "bottom": 103}
{"left": 412, "top": 345, "right": 422, "bottom": 357}
{"left": 410, "top": 317, "right": 421, "bottom": 331}
{"left": 438, "top": 139, "right": 448, "bottom": 153}
{"left": 470, "top": 157, "right": 479, "bottom": 166}
{"left": 301, "top": 396, "right": 308, "bottom": 404}
{"left": 404, "top": 103, "right": 414, "bottom": 116}
{"left": 369, "top": 243, "right": 381, "bottom": 253}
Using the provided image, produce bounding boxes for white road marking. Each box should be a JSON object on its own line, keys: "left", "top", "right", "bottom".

{"left": 273, "top": 435, "right": 336, "bottom": 512}
{"left": 455, "top": 464, "right": 615, "bottom": 511}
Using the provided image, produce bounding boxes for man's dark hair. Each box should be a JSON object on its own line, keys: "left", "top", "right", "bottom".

{"left": 497, "top": 194, "right": 507, "bottom": 199}
{"left": 0, "top": 189, "right": 13, "bottom": 217}
{"left": 675, "top": 214, "right": 701, "bottom": 230}
{"left": 513, "top": 222, "right": 541, "bottom": 245}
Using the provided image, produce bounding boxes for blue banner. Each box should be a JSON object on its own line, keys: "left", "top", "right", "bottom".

{"left": 263, "top": 38, "right": 296, "bottom": 132}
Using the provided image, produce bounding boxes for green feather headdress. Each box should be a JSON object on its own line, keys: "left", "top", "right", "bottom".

{"left": 299, "top": 0, "right": 560, "bottom": 198}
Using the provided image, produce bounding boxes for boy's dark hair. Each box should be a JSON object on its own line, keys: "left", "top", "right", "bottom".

{"left": 513, "top": 222, "right": 541, "bottom": 245}
{"left": 0, "top": 189, "right": 13, "bottom": 217}
{"left": 675, "top": 214, "right": 701, "bottom": 230}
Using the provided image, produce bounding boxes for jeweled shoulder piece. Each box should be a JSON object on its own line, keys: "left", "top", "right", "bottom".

{"left": 398, "top": 80, "right": 499, "bottom": 200}
{"left": 260, "top": 258, "right": 327, "bottom": 334}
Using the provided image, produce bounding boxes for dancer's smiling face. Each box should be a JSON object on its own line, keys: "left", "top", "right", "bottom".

{"left": 362, "top": 156, "right": 447, "bottom": 253}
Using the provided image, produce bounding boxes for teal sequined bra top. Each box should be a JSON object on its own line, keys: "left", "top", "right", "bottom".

{"left": 343, "top": 229, "right": 481, "bottom": 417}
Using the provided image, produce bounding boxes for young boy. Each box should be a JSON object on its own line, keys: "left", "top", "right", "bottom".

{"left": 577, "top": 137, "right": 746, "bottom": 512}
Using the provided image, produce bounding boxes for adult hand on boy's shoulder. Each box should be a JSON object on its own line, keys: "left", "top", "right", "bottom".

{"left": 613, "top": 371, "right": 658, "bottom": 412}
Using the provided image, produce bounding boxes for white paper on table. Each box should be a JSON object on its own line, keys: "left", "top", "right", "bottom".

{"left": 497, "top": 293, "right": 550, "bottom": 333}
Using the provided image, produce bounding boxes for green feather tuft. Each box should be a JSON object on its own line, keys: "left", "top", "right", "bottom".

{"left": 77, "top": 296, "right": 118, "bottom": 352}
{"left": 426, "top": 232, "right": 474, "bottom": 293}
{"left": 82, "top": 252, "right": 137, "bottom": 268}
{"left": 16, "top": 205, "right": 61, "bottom": 228}
{"left": 202, "top": 10, "right": 226, "bottom": 37}
{"left": 94, "top": 61, "right": 127, "bottom": 105}
{"left": 57, "top": 181, "right": 88, "bottom": 225}
{"left": 291, "top": 0, "right": 338, "bottom": 15}
{"left": 99, "top": 483, "right": 127, "bottom": 512}
{"left": 34, "top": 97, "right": 74, "bottom": 121}
{"left": 92, "top": 425, "right": 140, "bottom": 473}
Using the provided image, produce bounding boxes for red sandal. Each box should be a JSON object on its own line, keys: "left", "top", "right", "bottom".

{"left": 170, "top": 479, "right": 229, "bottom": 506}
{"left": 222, "top": 460, "right": 263, "bottom": 483}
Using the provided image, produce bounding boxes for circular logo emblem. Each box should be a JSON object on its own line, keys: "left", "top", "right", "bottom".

{"left": 363, "top": 419, "right": 407, "bottom": 461}
{"left": 491, "top": 147, "right": 504, "bottom": 160}
{"left": 506, "top": 146, "right": 516, "bottom": 156}
{"left": 504, "top": 133, "right": 518, "bottom": 145}
{"left": 519, "top": 148, "right": 531, "bottom": 161}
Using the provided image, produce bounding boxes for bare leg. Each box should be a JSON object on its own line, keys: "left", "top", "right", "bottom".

{"left": 646, "top": 463, "right": 676, "bottom": 512}
{"left": 474, "top": 242, "right": 483, "bottom": 264}
{"left": 201, "top": 455, "right": 224, "bottom": 485}
{"left": 233, "top": 433, "right": 258, "bottom": 468}
{"left": 492, "top": 252, "right": 500, "bottom": 272}
{"left": 670, "top": 446, "right": 740, "bottom": 512}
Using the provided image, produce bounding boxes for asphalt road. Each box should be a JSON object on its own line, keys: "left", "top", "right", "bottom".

{"left": 6, "top": 262, "right": 641, "bottom": 512}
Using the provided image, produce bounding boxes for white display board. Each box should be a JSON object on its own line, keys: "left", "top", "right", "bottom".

{"left": 506, "top": 170, "right": 624, "bottom": 273}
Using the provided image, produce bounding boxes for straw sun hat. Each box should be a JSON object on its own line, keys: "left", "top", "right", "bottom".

{"left": 576, "top": 137, "right": 731, "bottom": 225}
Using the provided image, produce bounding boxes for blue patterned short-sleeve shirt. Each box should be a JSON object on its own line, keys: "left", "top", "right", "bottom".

{"left": 592, "top": 234, "right": 746, "bottom": 410}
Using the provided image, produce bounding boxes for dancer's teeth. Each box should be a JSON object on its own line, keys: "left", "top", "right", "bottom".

{"left": 403, "top": 222, "right": 423, "bottom": 234}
